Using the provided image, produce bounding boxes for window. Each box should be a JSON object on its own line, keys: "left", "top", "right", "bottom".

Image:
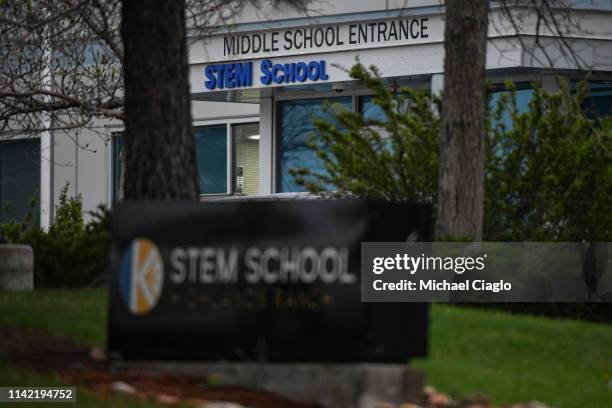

{"left": 195, "top": 125, "right": 227, "bottom": 195}
{"left": 489, "top": 83, "right": 534, "bottom": 129}
{"left": 278, "top": 97, "right": 352, "bottom": 192}
{"left": 359, "top": 92, "right": 422, "bottom": 123}
{"left": 113, "top": 126, "right": 230, "bottom": 198}
{"left": 112, "top": 122, "right": 260, "bottom": 199}
{"left": 358, "top": 94, "right": 417, "bottom": 147}
{"left": 360, "top": 95, "right": 386, "bottom": 121}
{"left": 232, "top": 123, "right": 259, "bottom": 195}
{"left": 583, "top": 82, "right": 612, "bottom": 120}
{"left": 0, "top": 139, "right": 40, "bottom": 223}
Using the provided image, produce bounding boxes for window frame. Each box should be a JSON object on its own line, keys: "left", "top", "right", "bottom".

{"left": 109, "top": 117, "right": 260, "bottom": 202}
{"left": 194, "top": 123, "right": 230, "bottom": 196}
{"left": 272, "top": 80, "right": 435, "bottom": 193}
{"left": 231, "top": 121, "right": 260, "bottom": 196}
{"left": 193, "top": 117, "right": 260, "bottom": 197}
{"left": 274, "top": 93, "right": 357, "bottom": 194}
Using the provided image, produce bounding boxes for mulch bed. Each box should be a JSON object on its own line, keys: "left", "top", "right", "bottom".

{"left": 1, "top": 325, "right": 321, "bottom": 408}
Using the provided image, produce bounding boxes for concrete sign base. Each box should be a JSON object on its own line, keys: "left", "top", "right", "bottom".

{"left": 114, "top": 362, "right": 425, "bottom": 407}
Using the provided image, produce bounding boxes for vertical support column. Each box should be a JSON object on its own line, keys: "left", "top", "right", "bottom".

{"left": 74, "top": 131, "right": 79, "bottom": 196}
{"left": 106, "top": 134, "right": 112, "bottom": 206}
{"left": 541, "top": 75, "right": 560, "bottom": 93}
{"left": 226, "top": 123, "right": 232, "bottom": 194}
{"left": 40, "top": 27, "right": 53, "bottom": 230}
{"left": 259, "top": 96, "right": 274, "bottom": 195}
{"left": 40, "top": 130, "right": 53, "bottom": 230}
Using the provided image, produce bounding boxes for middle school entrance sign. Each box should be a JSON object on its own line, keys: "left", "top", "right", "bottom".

{"left": 108, "top": 199, "right": 431, "bottom": 362}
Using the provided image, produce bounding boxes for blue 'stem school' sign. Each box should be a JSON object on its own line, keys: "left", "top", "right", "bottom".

{"left": 108, "top": 199, "right": 431, "bottom": 362}
{"left": 204, "top": 59, "right": 328, "bottom": 90}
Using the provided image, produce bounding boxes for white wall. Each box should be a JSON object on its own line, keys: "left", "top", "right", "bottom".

{"left": 52, "top": 131, "right": 78, "bottom": 202}
{"left": 215, "top": 0, "right": 443, "bottom": 26}
{"left": 51, "top": 126, "right": 110, "bottom": 221}
{"left": 49, "top": 100, "right": 258, "bottom": 220}
{"left": 192, "top": 100, "right": 258, "bottom": 121}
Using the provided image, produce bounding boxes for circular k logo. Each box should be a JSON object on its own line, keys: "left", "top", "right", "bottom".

{"left": 119, "top": 238, "right": 164, "bottom": 315}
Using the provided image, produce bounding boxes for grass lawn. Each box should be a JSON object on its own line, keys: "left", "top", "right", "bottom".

{"left": 0, "top": 289, "right": 107, "bottom": 346}
{"left": 412, "top": 306, "right": 612, "bottom": 407}
{"left": 0, "top": 289, "right": 167, "bottom": 407}
{"left": 1, "top": 289, "right": 611, "bottom": 407}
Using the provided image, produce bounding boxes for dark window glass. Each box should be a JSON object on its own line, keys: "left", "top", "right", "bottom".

{"left": 278, "top": 97, "right": 352, "bottom": 192}
{"left": 0, "top": 139, "right": 40, "bottom": 223}
{"left": 195, "top": 125, "right": 227, "bottom": 194}
{"left": 583, "top": 82, "right": 612, "bottom": 119}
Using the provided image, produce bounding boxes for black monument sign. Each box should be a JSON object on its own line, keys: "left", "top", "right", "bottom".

{"left": 108, "top": 199, "right": 430, "bottom": 362}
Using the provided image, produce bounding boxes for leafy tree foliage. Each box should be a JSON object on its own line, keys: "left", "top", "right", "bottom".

{"left": 486, "top": 81, "right": 612, "bottom": 241}
{"left": 292, "top": 64, "right": 612, "bottom": 242}
{"left": 290, "top": 63, "right": 439, "bottom": 202}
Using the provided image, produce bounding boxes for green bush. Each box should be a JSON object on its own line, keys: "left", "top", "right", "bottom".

{"left": 486, "top": 81, "right": 612, "bottom": 241}
{"left": 290, "top": 63, "right": 439, "bottom": 202}
{"left": 292, "top": 64, "right": 612, "bottom": 243}
{"left": 0, "top": 186, "right": 111, "bottom": 288}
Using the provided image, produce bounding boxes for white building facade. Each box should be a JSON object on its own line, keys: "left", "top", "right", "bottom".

{"left": 1, "top": 0, "right": 611, "bottom": 226}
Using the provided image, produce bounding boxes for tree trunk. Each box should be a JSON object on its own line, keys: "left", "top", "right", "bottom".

{"left": 121, "top": 0, "right": 199, "bottom": 199}
{"left": 436, "top": 0, "right": 489, "bottom": 241}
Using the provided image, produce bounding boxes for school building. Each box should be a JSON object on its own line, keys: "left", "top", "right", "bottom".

{"left": 1, "top": 0, "right": 611, "bottom": 228}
